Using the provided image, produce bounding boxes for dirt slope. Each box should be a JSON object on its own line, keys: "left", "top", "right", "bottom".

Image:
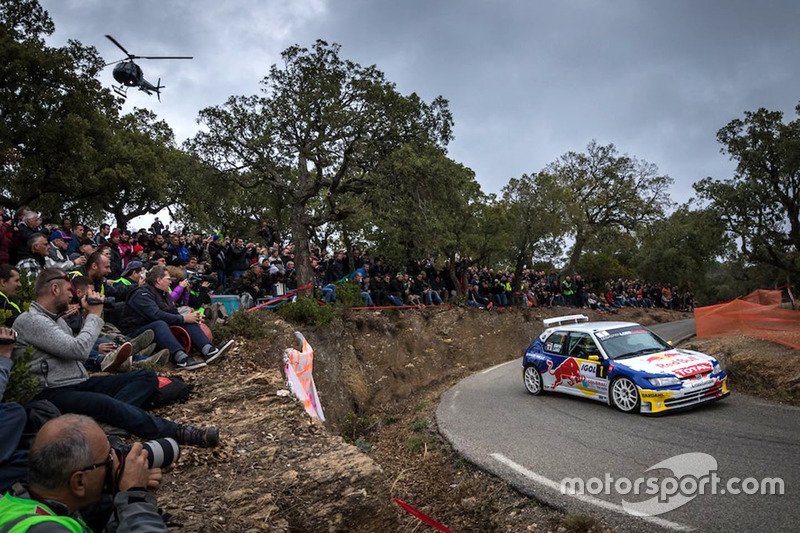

{"left": 154, "top": 306, "right": 689, "bottom": 532}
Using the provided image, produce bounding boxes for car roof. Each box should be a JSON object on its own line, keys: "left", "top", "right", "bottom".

{"left": 548, "top": 321, "right": 640, "bottom": 334}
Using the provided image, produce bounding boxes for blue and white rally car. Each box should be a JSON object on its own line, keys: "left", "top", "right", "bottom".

{"left": 522, "top": 315, "right": 729, "bottom": 414}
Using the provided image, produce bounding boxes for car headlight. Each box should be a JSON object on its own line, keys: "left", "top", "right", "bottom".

{"left": 648, "top": 376, "right": 681, "bottom": 387}
{"left": 712, "top": 361, "right": 722, "bottom": 374}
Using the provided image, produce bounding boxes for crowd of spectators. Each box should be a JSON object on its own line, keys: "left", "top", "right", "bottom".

{"left": 0, "top": 205, "right": 699, "bottom": 529}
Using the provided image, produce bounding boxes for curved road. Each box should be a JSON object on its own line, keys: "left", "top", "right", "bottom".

{"left": 437, "top": 320, "right": 800, "bottom": 532}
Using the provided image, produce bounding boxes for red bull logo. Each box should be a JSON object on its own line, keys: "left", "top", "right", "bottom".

{"left": 546, "top": 358, "right": 583, "bottom": 389}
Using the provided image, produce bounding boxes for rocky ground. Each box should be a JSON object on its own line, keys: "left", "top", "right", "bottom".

{"left": 150, "top": 305, "right": 704, "bottom": 532}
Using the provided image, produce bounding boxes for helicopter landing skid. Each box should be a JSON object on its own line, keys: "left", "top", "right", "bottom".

{"left": 112, "top": 84, "right": 128, "bottom": 100}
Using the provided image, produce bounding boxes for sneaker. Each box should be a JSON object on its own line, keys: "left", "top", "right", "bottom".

{"left": 138, "top": 342, "right": 157, "bottom": 358}
{"left": 134, "top": 348, "right": 169, "bottom": 368}
{"left": 128, "top": 330, "right": 155, "bottom": 355}
{"left": 174, "top": 355, "right": 206, "bottom": 370}
{"left": 176, "top": 424, "right": 219, "bottom": 447}
{"left": 203, "top": 339, "right": 235, "bottom": 365}
{"left": 100, "top": 342, "right": 133, "bottom": 372}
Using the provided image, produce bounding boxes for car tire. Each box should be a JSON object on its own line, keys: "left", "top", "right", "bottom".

{"left": 523, "top": 366, "right": 544, "bottom": 395}
{"left": 611, "top": 377, "right": 641, "bottom": 413}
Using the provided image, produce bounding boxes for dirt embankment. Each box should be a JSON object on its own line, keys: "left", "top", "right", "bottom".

{"left": 155, "top": 306, "right": 690, "bottom": 532}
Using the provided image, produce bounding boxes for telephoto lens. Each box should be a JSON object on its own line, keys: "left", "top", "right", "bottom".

{"left": 141, "top": 437, "right": 180, "bottom": 469}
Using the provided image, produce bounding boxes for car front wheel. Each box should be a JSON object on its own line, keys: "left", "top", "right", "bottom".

{"left": 523, "top": 366, "right": 544, "bottom": 395}
{"left": 611, "top": 377, "right": 641, "bottom": 413}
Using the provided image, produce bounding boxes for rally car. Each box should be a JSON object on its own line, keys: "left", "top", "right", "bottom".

{"left": 521, "top": 314, "right": 729, "bottom": 414}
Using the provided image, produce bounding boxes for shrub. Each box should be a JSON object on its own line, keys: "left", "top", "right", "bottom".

{"left": 209, "top": 310, "right": 273, "bottom": 343}
{"left": 4, "top": 345, "right": 40, "bottom": 405}
{"left": 277, "top": 297, "right": 335, "bottom": 326}
{"left": 334, "top": 279, "right": 364, "bottom": 308}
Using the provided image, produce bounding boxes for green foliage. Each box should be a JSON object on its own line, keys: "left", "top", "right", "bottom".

{"left": 334, "top": 279, "right": 364, "bottom": 308}
{"left": 189, "top": 40, "right": 455, "bottom": 290}
{"left": 354, "top": 438, "right": 373, "bottom": 454}
{"left": 411, "top": 417, "right": 429, "bottom": 432}
{"left": 209, "top": 310, "right": 272, "bottom": 344}
{"left": 501, "top": 171, "right": 567, "bottom": 276}
{"left": 15, "top": 265, "right": 35, "bottom": 305}
{"left": 546, "top": 140, "right": 674, "bottom": 272}
{"left": 276, "top": 297, "right": 335, "bottom": 326}
{"left": 404, "top": 434, "right": 425, "bottom": 455}
{"left": 340, "top": 412, "right": 379, "bottom": 443}
{"left": 633, "top": 205, "right": 727, "bottom": 289}
{"left": 695, "top": 102, "right": 800, "bottom": 277}
{"left": 576, "top": 253, "right": 636, "bottom": 289}
{"left": 561, "top": 514, "right": 600, "bottom": 533}
{"left": 3, "top": 345, "right": 39, "bottom": 404}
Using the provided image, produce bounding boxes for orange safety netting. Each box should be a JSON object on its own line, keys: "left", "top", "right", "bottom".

{"left": 695, "top": 290, "right": 800, "bottom": 350}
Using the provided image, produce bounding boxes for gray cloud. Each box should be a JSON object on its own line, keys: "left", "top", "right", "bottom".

{"left": 41, "top": 0, "right": 800, "bottom": 206}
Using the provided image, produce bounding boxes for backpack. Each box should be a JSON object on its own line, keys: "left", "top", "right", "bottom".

{"left": 144, "top": 376, "right": 194, "bottom": 409}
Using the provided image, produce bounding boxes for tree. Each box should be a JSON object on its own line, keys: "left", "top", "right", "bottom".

{"left": 695, "top": 103, "right": 800, "bottom": 275}
{"left": 188, "top": 40, "right": 453, "bottom": 288}
{"left": 546, "top": 141, "right": 673, "bottom": 273}
{"left": 500, "top": 172, "right": 567, "bottom": 281}
{"left": 633, "top": 205, "right": 727, "bottom": 289}
{"left": 93, "top": 109, "right": 186, "bottom": 229}
{"left": 0, "top": 0, "right": 120, "bottom": 217}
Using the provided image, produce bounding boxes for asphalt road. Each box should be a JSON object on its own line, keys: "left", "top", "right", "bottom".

{"left": 436, "top": 319, "right": 800, "bottom": 532}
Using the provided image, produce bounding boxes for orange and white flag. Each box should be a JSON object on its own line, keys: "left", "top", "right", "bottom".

{"left": 283, "top": 332, "right": 325, "bottom": 421}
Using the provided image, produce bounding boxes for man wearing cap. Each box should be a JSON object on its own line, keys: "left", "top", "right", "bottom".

{"left": 111, "top": 260, "right": 145, "bottom": 301}
{"left": 46, "top": 230, "right": 86, "bottom": 271}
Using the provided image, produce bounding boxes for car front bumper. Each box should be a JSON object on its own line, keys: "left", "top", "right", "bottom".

{"left": 638, "top": 377, "right": 729, "bottom": 414}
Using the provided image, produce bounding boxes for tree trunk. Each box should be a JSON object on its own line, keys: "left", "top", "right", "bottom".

{"left": 565, "top": 232, "right": 586, "bottom": 274}
{"left": 446, "top": 254, "right": 462, "bottom": 297}
{"left": 290, "top": 202, "right": 313, "bottom": 296}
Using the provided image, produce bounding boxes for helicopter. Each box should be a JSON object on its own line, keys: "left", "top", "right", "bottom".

{"left": 104, "top": 35, "right": 192, "bottom": 102}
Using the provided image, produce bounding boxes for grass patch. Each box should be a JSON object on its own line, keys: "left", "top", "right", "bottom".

{"left": 412, "top": 417, "right": 429, "bottom": 432}
{"left": 340, "top": 412, "right": 380, "bottom": 443}
{"left": 404, "top": 434, "right": 425, "bottom": 455}
{"left": 354, "top": 438, "right": 373, "bottom": 454}
{"left": 561, "top": 514, "right": 600, "bottom": 532}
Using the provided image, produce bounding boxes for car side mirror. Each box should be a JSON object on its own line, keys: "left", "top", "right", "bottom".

{"left": 588, "top": 355, "right": 600, "bottom": 362}
{"left": 667, "top": 340, "right": 673, "bottom": 346}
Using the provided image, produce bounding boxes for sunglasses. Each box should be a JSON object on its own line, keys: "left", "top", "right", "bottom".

{"left": 43, "top": 274, "right": 78, "bottom": 300}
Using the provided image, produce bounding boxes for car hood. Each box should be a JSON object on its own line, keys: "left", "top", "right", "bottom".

{"left": 614, "top": 349, "right": 716, "bottom": 378}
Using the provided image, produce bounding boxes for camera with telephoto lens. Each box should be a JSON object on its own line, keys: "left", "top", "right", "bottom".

{"left": 110, "top": 436, "right": 181, "bottom": 469}
{"left": 104, "top": 436, "right": 180, "bottom": 494}
{"left": 86, "top": 296, "right": 116, "bottom": 307}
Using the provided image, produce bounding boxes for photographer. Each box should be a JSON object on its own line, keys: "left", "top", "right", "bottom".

{"left": 0, "top": 414, "right": 168, "bottom": 531}
{"left": 12, "top": 269, "right": 219, "bottom": 448}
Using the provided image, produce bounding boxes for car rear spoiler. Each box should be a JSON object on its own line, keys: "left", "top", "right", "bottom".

{"left": 543, "top": 314, "right": 589, "bottom": 327}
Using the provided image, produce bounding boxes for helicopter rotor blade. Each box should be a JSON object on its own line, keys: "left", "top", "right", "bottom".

{"left": 138, "top": 56, "right": 193, "bottom": 60}
{"left": 105, "top": 35, "right": 133, "bottom": 58}
{"left": 103, "top": 59, "right": 125, "bottom": 67}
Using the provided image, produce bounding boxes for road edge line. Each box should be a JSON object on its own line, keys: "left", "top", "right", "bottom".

{"left": 490, "top": 453, "right": 694, "bottom": 532}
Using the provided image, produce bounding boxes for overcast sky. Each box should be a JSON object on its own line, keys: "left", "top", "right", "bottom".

{"left": 41, "top": 0, "right": 800, "bottom": 211}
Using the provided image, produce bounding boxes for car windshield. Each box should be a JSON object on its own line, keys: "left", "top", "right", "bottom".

{"left": 595, "top": 326, "right": 670, "bottom": 360}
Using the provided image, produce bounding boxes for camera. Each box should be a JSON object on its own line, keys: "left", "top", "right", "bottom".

{"left": 86, "top": 296, "right": 116, "bottom": 306}
{"left": 110, "top": 436, "right": 181, "bottom": 469}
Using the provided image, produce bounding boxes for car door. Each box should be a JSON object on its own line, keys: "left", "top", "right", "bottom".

{"left": 540, "top": 330, "right": 573, "bottom": 391}
{"left": 563, "top": 332, "right": 608, "bottom": 401}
